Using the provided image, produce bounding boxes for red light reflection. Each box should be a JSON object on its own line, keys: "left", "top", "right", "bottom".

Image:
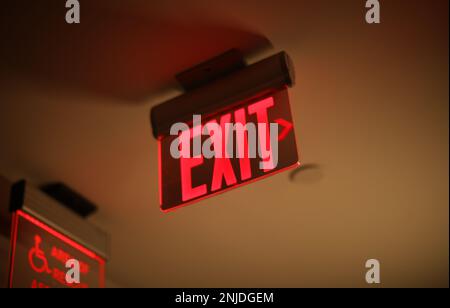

{"left": 9, "top": 210, "right": 105, "bottom": 288}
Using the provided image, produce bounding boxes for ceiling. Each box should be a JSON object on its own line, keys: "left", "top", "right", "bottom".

{"left": 0, "top": 0, "right": 448, "bottom": 287}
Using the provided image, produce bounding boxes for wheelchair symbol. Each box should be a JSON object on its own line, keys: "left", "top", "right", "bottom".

{"left": 28, "top": 235, "right": 52, "bottom": 274}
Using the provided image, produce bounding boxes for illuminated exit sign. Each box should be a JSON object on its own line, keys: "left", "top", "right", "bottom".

{"left": 151, "top": 51, "right": 299, "bottom": 212}
{"left": 158, "top": 89, "right": 299, "bottom": 212}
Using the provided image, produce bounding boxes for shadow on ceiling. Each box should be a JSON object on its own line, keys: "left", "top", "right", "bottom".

{"left": 0, "top": 0, "right": 272, "bottom": 104}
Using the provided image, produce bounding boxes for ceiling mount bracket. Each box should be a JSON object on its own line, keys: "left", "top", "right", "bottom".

{"left": 150, "top": 50, "right": 295, "bottom": 139}
{"left": 175, "top": 49, "right": 246, "bottom": 91}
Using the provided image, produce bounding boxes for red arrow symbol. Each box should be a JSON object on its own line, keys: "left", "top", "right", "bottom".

{"left": 274, "top": 118, "right": 293, "bottom": 141}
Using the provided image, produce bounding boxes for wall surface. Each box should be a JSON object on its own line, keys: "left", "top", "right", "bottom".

{"left": 0, "top": 0, "right": 448, "bottom": 287}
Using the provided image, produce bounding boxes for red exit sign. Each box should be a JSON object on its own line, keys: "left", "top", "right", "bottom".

{"left": 158, "top": 88, "right": 299, "bottom": 212}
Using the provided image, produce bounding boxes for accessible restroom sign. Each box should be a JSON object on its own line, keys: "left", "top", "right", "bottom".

{"left": 9, "top": 211, "right": 105, "bottom": 288}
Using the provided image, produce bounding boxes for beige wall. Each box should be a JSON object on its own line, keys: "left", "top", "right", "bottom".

{"left": 0, "top": 0, "right": 448, "bottom": 287}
